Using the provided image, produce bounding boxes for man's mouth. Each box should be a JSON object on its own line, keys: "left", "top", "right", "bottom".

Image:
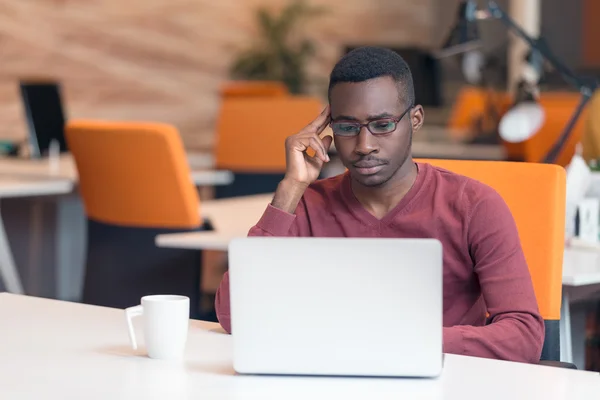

{"left": 352, "top": 161, "right": 386, "bottom": 175}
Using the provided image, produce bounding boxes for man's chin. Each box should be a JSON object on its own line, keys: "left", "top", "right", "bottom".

{"left": 350, "top": 170, "right": 389, "bottom": 187}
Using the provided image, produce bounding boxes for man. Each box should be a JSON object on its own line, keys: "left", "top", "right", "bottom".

{"left": 215, "top": 46, "right": 545, "bottom": 364}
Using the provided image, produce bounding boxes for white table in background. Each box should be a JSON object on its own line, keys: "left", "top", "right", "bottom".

{"left": 0, "top": 177, "right": 73, "bottom": 294}
{"left": 412, "top": 140, "right": 505, "bottom": 161}
{"left": 0, "top": 293, "right": 597, "bottom": 399}
{"left": 561, "top": 246, "right": 600, "bottom": 369}
{"left": 0, "top": 152, "right": 233, "bottom": 187}
{"left": 156, "top": 193, "right": 273, "bottom": 251}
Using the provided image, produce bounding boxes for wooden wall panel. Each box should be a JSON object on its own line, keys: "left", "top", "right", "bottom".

{"left": 582, "top": 0, "right": 600, "bottom": 68}
{"left": 0, "top": 0, "right": 435, "bottom": 149}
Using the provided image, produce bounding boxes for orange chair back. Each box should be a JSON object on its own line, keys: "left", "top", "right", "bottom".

{"left": 220, "top": 81, "right": 288, "bottom": 98}
{"left": 415, "top": 158, "right": 566, "bottom": 321}
{"left": 215, "top": 96, "right": 323, "bottom": 172}
{"left": 65, "top": 120, "right": 201, "bottom": 229}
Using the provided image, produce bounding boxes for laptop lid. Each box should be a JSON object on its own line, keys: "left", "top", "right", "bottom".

{"left": 20, "top": 81, "right": 68, "bottom": 158}
{"left": 228, "top": 237, "right": 443, "bottom": 378}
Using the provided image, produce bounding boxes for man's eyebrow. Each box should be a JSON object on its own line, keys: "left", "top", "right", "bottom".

{"left": 331, "top": 115, "right": 358, "bottom": 121}
{"left": 332, "top": 112, "right": 395, "bottom": 121}
{"left": 367, "top": 112, "right": 395, "bottom": 120}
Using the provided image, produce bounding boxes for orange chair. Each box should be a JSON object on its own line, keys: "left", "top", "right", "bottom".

{"left": 214, "top": 96, "right": 323, "bottom": 198}
{"left": 220, "top": 81, "right": 288, "bottom": 98}
{"left": 65, "top": 120, "right": 209, "bottom": 317}
{"left": 415, "top": 158, "right": 566, "bottom": 361}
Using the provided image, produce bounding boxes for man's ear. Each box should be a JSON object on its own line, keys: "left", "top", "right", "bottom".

{"left": 411, "top": 105, "right": 425, "bottom": 132}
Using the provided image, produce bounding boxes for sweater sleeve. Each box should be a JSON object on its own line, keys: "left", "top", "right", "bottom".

{"left": 442, "top": 183, "right": 545, "bottom": 363}
{"left": 215, "top": 199, "right": 311, "bottom": 333}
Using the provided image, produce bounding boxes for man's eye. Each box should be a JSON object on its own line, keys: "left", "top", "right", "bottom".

{"left": 335, "top": 124, "right": 357, "bottom": 132}
{"left": 374, "top": 121, "right": 393, "bottom": 129}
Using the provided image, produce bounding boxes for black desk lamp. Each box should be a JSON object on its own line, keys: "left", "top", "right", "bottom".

{"left": 449, "top": 1, "right": 598, "bottom": 164}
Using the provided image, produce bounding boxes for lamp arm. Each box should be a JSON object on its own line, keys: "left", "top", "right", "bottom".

{"left": 483, "top": 0, "right": 598, "bottom": 164}
{"left": 485, "top": 1, "right": 591, "bottom": 95}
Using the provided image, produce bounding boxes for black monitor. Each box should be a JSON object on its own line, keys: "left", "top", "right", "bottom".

{"left": 19, "top": 81, "right": 68, "bottom": 158}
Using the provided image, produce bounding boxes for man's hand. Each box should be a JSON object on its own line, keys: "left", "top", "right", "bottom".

{"left": 284, "top": 105, "right": 333, "bottom": 185}
{"left": 271, "top": 106, "right": 333, "bottom": 214}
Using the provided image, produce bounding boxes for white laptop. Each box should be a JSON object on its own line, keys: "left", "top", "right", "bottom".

{"left": 228, "top": 237, "right": 443, "bottom": 378}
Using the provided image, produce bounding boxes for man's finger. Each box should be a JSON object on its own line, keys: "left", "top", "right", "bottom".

{"left": 308, "top": 136, "right": 329, "bottom": 163}
{"left": 315, "top": 112, "right": 331, "bottom": 135}
{"left": 307, "top": 105, "right": 331, "bottom": 132}
{"left": 304, "top": 152, "right": 324, "bottom": 170}
{"left": 321, "top": 135, "right": 333, "bottom": 154}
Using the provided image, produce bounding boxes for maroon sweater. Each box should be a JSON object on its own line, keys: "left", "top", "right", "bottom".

{"left": 215, "top": 162, "right": 545, "bottom": 363}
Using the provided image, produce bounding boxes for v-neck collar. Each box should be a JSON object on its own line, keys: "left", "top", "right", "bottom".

{"left": 341, "top": 162, "right": 430, "bottom": 228}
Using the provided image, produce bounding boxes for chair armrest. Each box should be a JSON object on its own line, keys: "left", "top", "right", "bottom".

{"left": 539, "top": 360, "right": 578, "bottom": 369}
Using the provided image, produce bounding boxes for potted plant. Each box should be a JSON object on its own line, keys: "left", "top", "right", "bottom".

{"left": 229, "top": 0, "right": 327, "bottom": 94}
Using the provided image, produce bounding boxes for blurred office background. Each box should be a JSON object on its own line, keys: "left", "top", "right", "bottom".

{"left": 1, "top": 0, "right": 599, "bottom": 370}
{"left": 0, "top": 0, "right": 596, "bottom": 149}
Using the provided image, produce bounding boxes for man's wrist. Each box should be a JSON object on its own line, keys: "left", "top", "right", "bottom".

{"left": 270, "top": 178, "right": 308, "bottom": 214}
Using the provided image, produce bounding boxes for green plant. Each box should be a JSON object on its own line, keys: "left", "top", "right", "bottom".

{"left": 229, "top": 0, "right": 327, "bottom": 94}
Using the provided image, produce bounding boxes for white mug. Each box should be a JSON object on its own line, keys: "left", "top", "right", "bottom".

{"left": 125, "top": 295, "right": 190, "bottom": 360}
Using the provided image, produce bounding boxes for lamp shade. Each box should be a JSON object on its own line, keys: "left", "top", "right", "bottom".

{"left": 498, "top": 102, "right": 545, "bottom": 143}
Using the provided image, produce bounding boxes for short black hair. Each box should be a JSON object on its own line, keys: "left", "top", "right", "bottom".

{"left": 328, "top": 46, "right": 415, "bottom": 106}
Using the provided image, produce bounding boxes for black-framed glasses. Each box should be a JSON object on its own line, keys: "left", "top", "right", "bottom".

{"left": 330, "top": 104, "right": 414, "bottom": 137}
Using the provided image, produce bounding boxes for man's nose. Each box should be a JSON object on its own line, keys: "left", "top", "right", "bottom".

{"left": 354, "top": 127, "right": 379, "bottom": 155}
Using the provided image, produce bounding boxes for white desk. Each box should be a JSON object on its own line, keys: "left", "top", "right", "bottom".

{"left": 411, "top": 130, "right": 506, "bottom": 161}
{"left": 156, "top": 193, "right": 273, "bottom": 251}
{"left": 563, "top": 247, "right": 600, "bottom": 287}
{"left": 561, "top": 246, "right": 600, "bottom": 369}
{"left": 0, "top": 177, "right": 74, "bottom": 294}
{"left": 0, "top": 152, "right": 233, "bottom": 187}
{"left": 0, "top": 293, "right": 597, "bottom": 399}
{"left": 0, "top": 176, "right": 73, "bottom": 198}
{"left": 412, "top": 141, "right": 505, "bottom": 161}
{"left": 412, "top": 125, "right": 505, "bottom": 161}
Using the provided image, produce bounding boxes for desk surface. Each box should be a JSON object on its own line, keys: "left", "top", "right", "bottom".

{"left": 563, "top": 247, "right": 600, "bottom": 287}
{"left": 157, "top": 193, "right": 273, "bottom": 251}
{"left": 0, "top": 293, "right": 597, "bottom": 399}
{"left": 0, "top": 152, "right": 232, "bottom": 187}
{"left": 411, "top": 128, "right": 506, "bottom": 160}
{"left": 412, "top": 141, "right": 505, "bottom": 161}
{"left": 0, "top": 176, "right": 73, "bottom": 198}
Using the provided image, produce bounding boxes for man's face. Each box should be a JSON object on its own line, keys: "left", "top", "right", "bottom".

{"left": 329, "top": 76, "right": 424, "bottom": 187}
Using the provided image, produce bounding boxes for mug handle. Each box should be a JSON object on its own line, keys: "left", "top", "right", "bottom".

{"left": 125, "top": 305, "right": 143, "bottom": 350}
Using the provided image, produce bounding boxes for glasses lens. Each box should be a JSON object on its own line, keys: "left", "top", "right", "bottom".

{"left": 368, "top": 119, "right": 396, "bottom": 134}
{"left": 331, "top": 122, "right": 360, "bottom": 136}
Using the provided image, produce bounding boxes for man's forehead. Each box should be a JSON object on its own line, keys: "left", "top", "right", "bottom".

{"left": 330, "top": 78, "right": 406, "bottom": 117}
